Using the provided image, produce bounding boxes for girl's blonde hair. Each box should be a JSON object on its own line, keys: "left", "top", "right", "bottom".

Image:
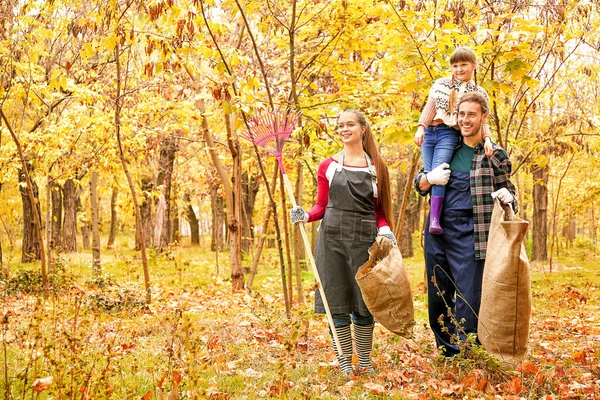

{"left": 339, "top": 109, "right": 394, "bottom": 231}
{"left": 448, "top": 46, "right": 479, "bottom": 112}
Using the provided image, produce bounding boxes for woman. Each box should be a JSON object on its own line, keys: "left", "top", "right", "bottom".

{"left": 290, "top": 109, "right": 395, "bottom": 375}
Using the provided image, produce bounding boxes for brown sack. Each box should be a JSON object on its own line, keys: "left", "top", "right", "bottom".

{"left": 478, "top": 199, "right": 531, "bottom": 362}
{"left": 356, "top": 236, "right": 415, "bottom": 338}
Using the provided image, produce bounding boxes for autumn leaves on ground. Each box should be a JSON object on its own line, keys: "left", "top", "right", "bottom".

{"left": 2, "top": 247, "right": 599, "bottom": 399}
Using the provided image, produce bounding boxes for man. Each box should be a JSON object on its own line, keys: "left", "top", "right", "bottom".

{"left": 414, "top": 92, "right": 517, "bottom": 356}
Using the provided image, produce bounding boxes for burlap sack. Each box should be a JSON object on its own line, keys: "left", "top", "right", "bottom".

{"left": 356, "top": 236, "right": 414, "bottom": 338}
{"left": 478, "top": 199, "right": 531, "bottom": 362}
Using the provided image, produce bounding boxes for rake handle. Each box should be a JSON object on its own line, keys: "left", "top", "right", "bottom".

{"left": 282, "top": 173, "right": 344, "bottom": 356}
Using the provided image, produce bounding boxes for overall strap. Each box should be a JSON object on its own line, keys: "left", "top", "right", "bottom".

{"left": 336, "top": 151, "right": 378, "bottom": 198}
{"left": 365, "top": 153, "right": 378, "bottom": 199}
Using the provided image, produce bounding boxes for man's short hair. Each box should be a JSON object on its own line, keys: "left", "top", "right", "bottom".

{"left": 458, "top": 92, "right": 489, "bottom": 114}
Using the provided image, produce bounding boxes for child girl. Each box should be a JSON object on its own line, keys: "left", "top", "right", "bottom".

{"left": 414, "top": 46, "right": 492, "bottom": 234}
{"left": 290, "top": 109, "right": 395, "bottom": 375}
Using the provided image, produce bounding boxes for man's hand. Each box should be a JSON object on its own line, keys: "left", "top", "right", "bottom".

{"left": 290, "top": 206, "right": 308, "bottom": 225}
{"left": 491, "top": 188, "right": 514, "bottom": 204}
{"left": 426, "top": 163, "right": 451, "bottom": 186}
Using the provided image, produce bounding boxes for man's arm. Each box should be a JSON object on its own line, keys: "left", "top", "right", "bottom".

{"left": 413, "top": 164, "right": 451, "bottom": 197}
{"left": 490, "top": 147, "right": 519, "bottom": 213}
{"left": 414, "top": 169, "right": 431, "bottom": 196}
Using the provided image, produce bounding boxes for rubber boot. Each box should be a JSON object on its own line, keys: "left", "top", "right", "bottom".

{"left": 354, "top": 323, "right": 375, "bottom": 374}
{"left": 332, "top": 325, "right": 354, "bottom": 376}
{"left": 429, "top": 196, "right": 445, "bottom": 235}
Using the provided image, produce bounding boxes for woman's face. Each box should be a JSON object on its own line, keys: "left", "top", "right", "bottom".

{"left": 337, "top": 112, "right": 365, "bottom": 146}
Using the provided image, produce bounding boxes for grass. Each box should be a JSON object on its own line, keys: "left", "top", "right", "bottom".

{"left": 1, "top": 236, "right": 600, "bottom": 398}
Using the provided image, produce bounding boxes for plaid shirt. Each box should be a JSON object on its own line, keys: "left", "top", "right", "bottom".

{"left": 414, "top": 141, "right": 517, "bottom": 260}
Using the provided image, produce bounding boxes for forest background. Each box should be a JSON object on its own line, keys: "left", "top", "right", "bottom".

{"left": 1, "top": 0, "right": 600, "bottom": 398}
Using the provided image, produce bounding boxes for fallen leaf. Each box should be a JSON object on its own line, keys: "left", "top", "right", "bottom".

{"left": 517, "top": 360, "right": 539, "bottom": 375}
{"left": 507, "top": 376, "right": 524, "bottom": 395}
{"left": 141, "top": 390, "right": 153, "bottom": 400}
{"left": 32, "top": 376, "right": 53, "bottom": 393}
{"left": 364, "top": 382, "right": 386, "bottom": 395}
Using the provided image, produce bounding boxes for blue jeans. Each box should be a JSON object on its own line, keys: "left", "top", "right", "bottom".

{"left": 421, "top": 124, "right": 460, "bottom": 197}
{"left": 332, "top": 312, "right": 374, "bottom": 328}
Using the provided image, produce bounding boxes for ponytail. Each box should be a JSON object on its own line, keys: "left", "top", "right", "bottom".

{"left": 448, "top": 73, "right": 458, "bottom": 113}
{"left": 362, "top": 124, "right": 394, "bottom": 232}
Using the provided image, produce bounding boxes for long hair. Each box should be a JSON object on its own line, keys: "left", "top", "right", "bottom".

{"left": 448, "top": 46, "right": 479, "bottom": 113}
{"left": 341, "top": 109, "right": 394, "bottom": 231}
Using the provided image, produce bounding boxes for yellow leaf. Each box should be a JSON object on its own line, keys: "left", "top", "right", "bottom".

{"left": 106, "top": 35, "right": 117, "bottom": 52}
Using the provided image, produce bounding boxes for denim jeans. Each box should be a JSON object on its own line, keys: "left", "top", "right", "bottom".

{"left": 421, "top": 124, "right": 460, "bottom": 197}
{"left": 332, "top": 312, "right": 374, "bottom": 328}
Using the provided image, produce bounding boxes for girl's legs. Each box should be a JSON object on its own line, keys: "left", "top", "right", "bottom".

{"left": 351, "top": 313, "right": 375, "bottom": 374}
{"left": 331, "top": 314, "right": 354, "bottom": 375}
{"left": 421, "top": 125, "right": 459, "bottom": 234}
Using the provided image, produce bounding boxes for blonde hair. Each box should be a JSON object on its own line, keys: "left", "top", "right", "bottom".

{"left": 339, "top": 109, "right": 394, "bottom": 231}
{"left": 448, "top": 46, "right": 479, "bottom": 112}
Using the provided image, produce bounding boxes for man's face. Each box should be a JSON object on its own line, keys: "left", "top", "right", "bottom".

{"left": 457, "top": 101, "right": 488, "bottom": 139}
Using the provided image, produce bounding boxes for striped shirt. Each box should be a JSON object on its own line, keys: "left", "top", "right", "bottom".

{"left": 414, "top": 141, "right": 518, "bottom": 260}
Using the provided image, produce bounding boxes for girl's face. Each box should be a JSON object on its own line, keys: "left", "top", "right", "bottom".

{"left": 337, "top": 112, "right": 365, "bottom": 145}
{"left": 452, "top": 61, "right": 476, "bottom": 82}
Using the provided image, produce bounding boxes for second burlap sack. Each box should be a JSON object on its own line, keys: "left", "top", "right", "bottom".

{"left": 356, "top": 236, "right": 414, "bottom": 338}
{"left": 478, "top": 199, "right": 532, "bottom": 362}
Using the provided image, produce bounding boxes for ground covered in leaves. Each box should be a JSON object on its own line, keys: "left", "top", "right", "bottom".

{"left": 1, "top": 247, "right": 600, "bottom": 399}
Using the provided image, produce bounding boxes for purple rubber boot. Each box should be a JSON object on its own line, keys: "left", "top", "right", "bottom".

{"left": 429, "top": 196, "right": 445, "bottom": 235}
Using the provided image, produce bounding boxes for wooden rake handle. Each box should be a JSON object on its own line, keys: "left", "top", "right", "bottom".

{"left": 282, "top": 173, "right": 344, "bottom": 356}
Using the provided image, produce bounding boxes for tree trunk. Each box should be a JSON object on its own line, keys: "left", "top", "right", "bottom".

{"left": 280, "top": 170, "right": 293, "bottom": 307}
{"left": 171, "top": 179, "right": 180, "bottom": 245}
{"left": 224, "top": 113, "right": 245, "bottom": 290}
{"left": 242, "top": 171, "right": 259, "bottom": 255}
{"left": 19, "top": 169, "right": 41, "bottom": 263}
{"left": 81, "top": 218, "right": 91, "bottom": 251}
{"left": 50, "top": 182, "right": 62, "bottom": 251}
{"left": 90, "top": 171, "right": 101, "bottom": 274}
{"left": 532, "top": 165, "right": 548, "bottom": 261}
{"left": 293, "top": 161, "right": 305, "bottom": 305}
{"left": 247, "top": 161, "right": 278, "bottom": 288}
{"left": 107, "top": 186, "right": 118, "bottom": 249}
{"left": 154, "top": 135, "right": 177, "bottom": 253}
{"left": 209, "top": 180, "right": 224, "bottom": 252}
{"left": 395, "top": 157, "right": 418, "bottom": 257}
{"left": 185, "top": 193, "right": 200, "bottom": 245}
{"left": 114, "top": 43, "right": 151, "bottom": 302}
{"left": 137, "top": 176, "right": 153, "bottom": 251}
{"left": 62, "top": 178, "right": 78, "bottom": 253}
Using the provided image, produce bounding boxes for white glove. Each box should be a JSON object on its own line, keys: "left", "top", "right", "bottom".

{"left": 377, "top": 226, "right": 397, "bottom": 245}
{"left": 290, "top": 206, "right": 308, "bottom": 225}
{"left": 426, "top": 163, "right": 451, "bottom": 186}
{"left": 491, "top": 188, "right": 514, "bottom": 204}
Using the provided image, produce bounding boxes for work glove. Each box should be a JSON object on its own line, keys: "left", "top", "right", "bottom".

{"left": 290, "top": 206, "right": 308, "bottom": 225}
{"left": 426, "top": 163, "right": 451, "bottom": 186}
{"left": 491, "top": 188, "right": 514, "bottom": 204}
{"left": 377, "top": 226, "right": 397, "bottom": 246}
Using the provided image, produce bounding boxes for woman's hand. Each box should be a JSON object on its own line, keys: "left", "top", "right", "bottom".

{"left": 290, "top": 206, "right": 308, "bottom": 225}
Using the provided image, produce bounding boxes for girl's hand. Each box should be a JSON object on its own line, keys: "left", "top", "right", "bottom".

{"left": 414, "top": 126, "right": 425, "bottom": 147}
{"left": 484, "top": 136, "right": 493, "bottom": 157}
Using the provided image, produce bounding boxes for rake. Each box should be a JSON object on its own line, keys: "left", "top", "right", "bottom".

{"left": 240, "top": 109, "right": 344, "bottom": 356}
